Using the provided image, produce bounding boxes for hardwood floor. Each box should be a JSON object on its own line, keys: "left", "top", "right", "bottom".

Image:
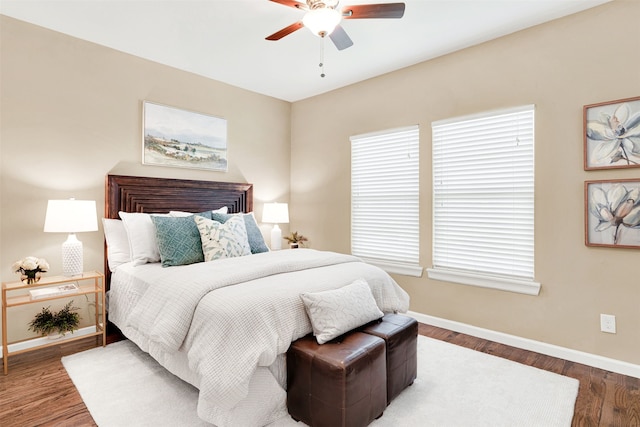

{"left": 1, "top": 324, "right": 638, "bottom": 426}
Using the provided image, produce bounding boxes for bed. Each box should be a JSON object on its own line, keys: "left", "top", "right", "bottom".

{"left": 104, "top": 174, "right": 410, "bottom": 427}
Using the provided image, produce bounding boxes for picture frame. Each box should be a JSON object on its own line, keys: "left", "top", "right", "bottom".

{"left": 142, "top": 101, "right": 228, "bottom": 172}
{"left": 585, "top": 179, "right": 640, "bottom": 248}
{"left": 583, "top": 96, "right": 640, "bottom": 170}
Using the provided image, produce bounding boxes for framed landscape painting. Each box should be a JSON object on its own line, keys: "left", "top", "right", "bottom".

{"left": 143, "top": 101, "right": 228, "bottom": 171}
{"left": 585, "top": 179, "right": 640, "bottom": 248}
{"left": 583, "top": 96, "right": 640, "bottom": 170}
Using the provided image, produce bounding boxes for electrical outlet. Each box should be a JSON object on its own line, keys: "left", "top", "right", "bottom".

{"left": 600, "top": 314, "right": 616, "bottom": 334}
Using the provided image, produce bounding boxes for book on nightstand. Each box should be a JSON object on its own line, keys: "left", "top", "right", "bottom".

{"left": 29, "top": 283, "right": 80, "bottom": 300}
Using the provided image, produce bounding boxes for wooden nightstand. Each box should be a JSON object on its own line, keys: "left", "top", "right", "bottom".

{"left": 2, "top": 271, "right": 106, "bottom": 374}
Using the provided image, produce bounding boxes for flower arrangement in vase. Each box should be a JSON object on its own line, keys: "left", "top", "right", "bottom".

{"left": 28, "top": 301, "right": 80, "bottom": 339}
{"left": 284, "top": 231, "right": 308, "bottom": 249}
{"left": 12, "top": 256, "right": 50, "bottom": 284}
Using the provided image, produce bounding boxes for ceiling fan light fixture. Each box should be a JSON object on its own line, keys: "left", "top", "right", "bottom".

{"left": 302, "top": 7, "right": 342, "bottom": 37}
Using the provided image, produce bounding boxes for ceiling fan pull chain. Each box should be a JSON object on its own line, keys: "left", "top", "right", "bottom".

{"left": 319, "top": 37, "right": 326, "bottom": 78}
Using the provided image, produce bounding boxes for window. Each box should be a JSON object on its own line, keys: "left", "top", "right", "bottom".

{"left": 428, "top": 105, "right": 540, "bottom": 295}
{"left": 350, "top": 125, "right": 421, "bottom": 277}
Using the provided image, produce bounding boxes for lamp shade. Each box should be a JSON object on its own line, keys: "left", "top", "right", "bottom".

{"left": 44, "top": 199, "right": 98, "bottom": 233}
{"left": 262, "top": 202, "right": 289, "bottom": 224}
{"left": 303, "top": 8, "right": 342, "bottom": 37}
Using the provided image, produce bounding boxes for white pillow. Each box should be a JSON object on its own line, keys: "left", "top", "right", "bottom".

{"left": 170, "top": 211, "right": 198, "bottom": 218}
{"left": 170, "top": 206, "right": 229, "bottom": 217}
{"left": 300, "top": 279, "right": 384, "bottom": 344}
{"left": 118, "top": 212, "right": 168, "bottom": 266}
{"left": 194, "top": 215, "right": 251, "bottom": 261}
{"left": 102, "top": 218, "right": 131, "bottom": 272}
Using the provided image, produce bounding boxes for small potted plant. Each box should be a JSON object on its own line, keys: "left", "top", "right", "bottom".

{"left": 12, "top": 256, "right": 49, "bottom": 284}
{"left": 28, "top": 301, "right": 80, "bottom": 339}
{"left": 284, "top": 231, "right": 308, "bottom": 249}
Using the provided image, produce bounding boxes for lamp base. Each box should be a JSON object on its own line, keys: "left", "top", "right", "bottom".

{"left": 271, "top": 224, "right": 283, "bottom": 251}
{"left": 62, "top": 233, "right": 83, "bottom": 276}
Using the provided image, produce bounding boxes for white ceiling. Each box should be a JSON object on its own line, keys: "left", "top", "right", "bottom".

{"left": 1, "top": 0, "right": 610, "bottom": 102}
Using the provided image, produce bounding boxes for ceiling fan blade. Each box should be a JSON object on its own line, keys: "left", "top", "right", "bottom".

{"left": 342, "top": 3, "right": 405, "bottom": 19}
{"left": 265, "top": 21, "right": 304, "bottom": 41}
{"left": 329, "top": 25, "right": 354, "bottom": 51}
{"left": 268, "top": 0, "right": 307, "bottom": 10}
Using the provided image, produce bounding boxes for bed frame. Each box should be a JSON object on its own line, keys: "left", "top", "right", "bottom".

{"left": 104, "top": 174, "right": 253, "bottom": 289}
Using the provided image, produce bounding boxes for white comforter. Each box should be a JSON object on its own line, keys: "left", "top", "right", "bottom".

{"left": 109, "top": 249, "right": 410, "bottom": 426}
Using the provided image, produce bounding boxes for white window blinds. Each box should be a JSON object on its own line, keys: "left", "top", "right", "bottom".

{"left": 350, "top": 125, "right": 421, "bottom": 277}
{"left": 430, "top": 105, "right": 539, "bottom": 294}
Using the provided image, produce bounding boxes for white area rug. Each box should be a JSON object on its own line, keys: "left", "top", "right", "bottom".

{"left": 62, "top": 336, "right": 579, "bottom": 427}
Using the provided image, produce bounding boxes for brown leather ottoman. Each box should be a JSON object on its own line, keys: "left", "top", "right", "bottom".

{"left": 361, "top": 314, "right": 418, "bottom": 404}
{"left": 287, "top": 332, "right": 387, "bottom": 427}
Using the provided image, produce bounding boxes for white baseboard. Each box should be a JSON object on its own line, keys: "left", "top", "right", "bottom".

{"left": 0, "top": 326, "right": 97, "bottom": 357}
{"left": 409, "top": 310, "right": 640, "bottom": 379}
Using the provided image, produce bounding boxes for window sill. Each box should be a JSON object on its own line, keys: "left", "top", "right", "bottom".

{"left": 361, "top": 258, "right": 423, "bottom": 277}
{"left": 426, "top": 267, "right": 540, "bottom": 296}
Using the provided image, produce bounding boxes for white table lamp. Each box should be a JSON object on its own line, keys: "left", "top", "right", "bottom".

{"left": 262, "top": 202, "right": 289, "bottom": 250}
{"left": 44, "top": 199, "right": 98, "bottom": 276}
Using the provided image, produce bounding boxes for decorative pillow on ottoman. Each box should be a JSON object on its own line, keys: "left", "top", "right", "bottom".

{"left": 300, "top": 279, "right": 384, "bottom": 344}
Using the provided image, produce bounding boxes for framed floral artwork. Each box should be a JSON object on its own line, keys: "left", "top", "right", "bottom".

{"left": 583, "top": 96, "right": 640, "bottom": 170}
{"left": 585, "top": 179, "right": 640, "bottom": 248}
{"left": 143, "top": 101, "right": 228, "bottom": 171}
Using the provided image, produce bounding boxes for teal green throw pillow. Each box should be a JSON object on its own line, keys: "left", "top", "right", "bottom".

{"left": 211, "top": 212, "right": 269, "bottom": 254}
{"left": 151, "top": 215, "right": 204, "bottom": 267}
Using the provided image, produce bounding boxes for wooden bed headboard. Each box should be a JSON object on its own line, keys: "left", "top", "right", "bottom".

{"left": 104, "top": 174, "right": 253, "bottom": 287}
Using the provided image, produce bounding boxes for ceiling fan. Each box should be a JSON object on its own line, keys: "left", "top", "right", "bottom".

{"left": 265, "top": 0, "right": 406, "bottom": 51}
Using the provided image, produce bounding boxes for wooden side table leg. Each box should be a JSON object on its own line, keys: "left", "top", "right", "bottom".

{"left": 3, "top": 290, "right": 8, "bottom": 375}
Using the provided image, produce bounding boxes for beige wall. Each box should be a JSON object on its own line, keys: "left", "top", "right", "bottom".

{"left": 291, "top": 0, "right": 640, "bottom": 364}
{"left": 0, "top": 16, "right": 291, "bottom": 340}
